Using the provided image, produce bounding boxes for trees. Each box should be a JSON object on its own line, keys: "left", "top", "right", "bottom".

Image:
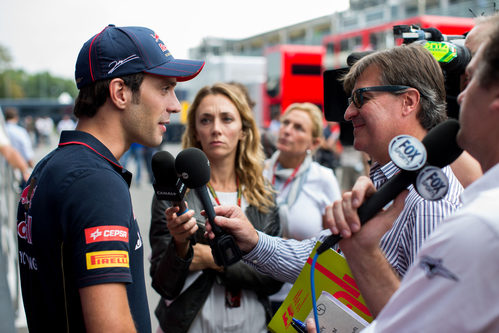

{"left": 0, "top": 44, "right": 78, "bottom": 99}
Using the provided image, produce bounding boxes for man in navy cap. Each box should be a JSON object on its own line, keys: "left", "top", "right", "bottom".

{"left": 17, "top": 25, "right": 204, "bottom": 332}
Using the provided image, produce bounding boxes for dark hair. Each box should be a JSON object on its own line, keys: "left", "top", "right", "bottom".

{"left": 73, "top": 72, "right": 144, "bottom": 118}
{"left": 343, "top": 43, "right": 447, "bottom": 130}
{"left": 3, "top": 107, "right": 19, "bottom": 121}
{"left": 478, "top": 25, "right": 499, "bottom": 88}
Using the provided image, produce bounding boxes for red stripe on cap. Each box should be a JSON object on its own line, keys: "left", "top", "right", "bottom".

{"left": 88, "top": 26, "right": 110, "bottom": 83}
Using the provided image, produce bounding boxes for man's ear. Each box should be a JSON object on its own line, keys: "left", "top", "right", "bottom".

{"left": 108, "top": 78, "right": 129, "bottom": 110}
{"left": 401, "top": 88, "right": 420, "bottom": 117}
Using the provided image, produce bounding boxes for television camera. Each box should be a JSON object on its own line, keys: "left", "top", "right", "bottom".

{"left": 324, "top": 24, "right": 472, "bottom": 146}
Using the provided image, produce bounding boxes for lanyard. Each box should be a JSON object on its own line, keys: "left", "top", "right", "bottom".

{"left": 272, "top": 160, "right": 301, "bottom": 192}
{"left": 207, "top": 177, "right": 241, "bottom": 207}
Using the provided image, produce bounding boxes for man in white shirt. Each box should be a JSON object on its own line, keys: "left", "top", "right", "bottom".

{"left": 0, "top": 107, "right": 30, "bottom": 181}
{"left": 4, "top": 107, "right": 34, "bottom": 167}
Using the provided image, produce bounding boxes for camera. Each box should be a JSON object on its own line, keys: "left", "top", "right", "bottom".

{"left": 323, "top": 24, "right": 471, "bottom": 130}
{"left": 395, "top": 24, "right": 471, "bottom": 118}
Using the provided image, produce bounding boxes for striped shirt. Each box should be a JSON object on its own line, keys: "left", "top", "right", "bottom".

{"left": 243, "top": 161, "right": 463, "bottom": 282}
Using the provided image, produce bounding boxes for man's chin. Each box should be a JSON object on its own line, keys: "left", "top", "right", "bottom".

{"left": 352, "top": 140, "right": 363, "bottom": 152}
{"left": 456, "top": 130, "right": 467, "bottom": 151}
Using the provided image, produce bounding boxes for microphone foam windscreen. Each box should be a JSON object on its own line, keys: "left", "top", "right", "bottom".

{"left": 422, "top": 119, "right": 463, "bottom": 167}
{"left": 175, "top": 147, "right": 211, "bottom": 188}
{"left": 151, "top": 150, "right": 177, "bottom": 185}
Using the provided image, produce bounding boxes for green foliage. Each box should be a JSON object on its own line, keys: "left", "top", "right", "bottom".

{"left": 0, "top": 44, "right": 78, "bottom": 99}
{"left": 0, "top": 69, "right": 78, "bottom": 99}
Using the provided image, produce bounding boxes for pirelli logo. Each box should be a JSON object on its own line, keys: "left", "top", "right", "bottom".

{"left": 86, "top": 251, "right": 129, "bottom": 270}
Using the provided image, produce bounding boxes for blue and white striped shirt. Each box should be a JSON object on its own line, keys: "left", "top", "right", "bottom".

{"left": 243, "top": 161, "right": 463, "bottom": 282}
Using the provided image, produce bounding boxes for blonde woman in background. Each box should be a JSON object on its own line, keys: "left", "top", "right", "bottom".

{"left": 264, "top": 102, "right": 341, "bottom": 311}
{"left": 150, "top": 83, "right": 282, "bottom": 333}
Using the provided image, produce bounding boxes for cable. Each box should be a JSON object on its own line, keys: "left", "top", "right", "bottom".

{"left": 310, "top": 252, "right": 320, "bottom": 333}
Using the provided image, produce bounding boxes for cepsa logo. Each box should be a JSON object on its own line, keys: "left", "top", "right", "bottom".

{"left": 84, "top": 226, "right": 129, "bottom": 244}
{"left": 86, "top": 251, "right": 129, "bottom": 270}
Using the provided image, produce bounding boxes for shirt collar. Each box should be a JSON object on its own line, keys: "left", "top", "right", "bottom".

{"left": 461, "top": 163, "right": 499, "bottom": 204}
{"left": 58, "top": 130, "right": 132, "bottom": 186}
{"left": 370, "top": 161, "right": 401, "bottom": 189}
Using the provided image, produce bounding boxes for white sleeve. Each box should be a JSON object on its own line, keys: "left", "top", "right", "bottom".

{"left": 371, "top": 213, "right": 499, "bottom": 332}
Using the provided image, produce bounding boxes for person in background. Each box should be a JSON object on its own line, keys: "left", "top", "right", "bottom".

{"left": 263, "top": 102, "right": 341, "bottom": 312}
{"left": 306, "top": 24, "right": 499, "bottom": 332}
{"left": 120, "top": 142, "right": 144, "bottom": 186}
{"left": 262, "top": 110, "right": 281, "bottom": 158}
{"left": 141, "top": 145, "right": 157, "bottom": 184}
{"left": 4, "top": 107, "right": 34, "bottom": 168}
{"left": 0, "top": 108, "right": 30, "bottom": 182}
{"left": 464, "top": 11, "right": 499, "bottom": 56}
{"left": 150, "top": 82, "right": 282, "bottom": 333}
{"left": 446, "top": 13, "right": 499, "bottom": 188}
{"left": 16, "top": 24, "right": 204, "bottom": 332}
{"left": 34, "top": 115, "right": 54, "bottom": 147}
{"left": 314, "top": 121, "right": 342, "bottom": 173}
{"left": 56, "top": 114, "right": 77, "bottom": 134}
{"left": 22, "top": 115, "right": 36, "bottom": 146}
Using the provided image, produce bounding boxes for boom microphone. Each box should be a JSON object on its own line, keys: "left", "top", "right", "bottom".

{"left": 316, "top": 119, "right": 463, "bottom": 255}
{"left": 175, "top": 147, "right": 242, "bottom": 267}
{"left": 151, "top": 151, "right": 187, "bottom": 215}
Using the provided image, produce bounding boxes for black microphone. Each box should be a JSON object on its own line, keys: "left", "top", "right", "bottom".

{"left": 174, "top": 148, "right": 217, "bottom": 230}
{"left": 316, "top": 119, "right": 463, "bottom": 255}
{"left": 175, "top": 147, "right": 242, "bottom": 267}
{"left": 151, "top": 151, "right": 188, "bottom": 215}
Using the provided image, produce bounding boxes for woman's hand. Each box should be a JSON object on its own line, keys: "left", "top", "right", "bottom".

{"left": 190, "top": 243, "right": 224, "bottom": 272}
{"left": 165, "top": 205, "right": 198, "bottom": 258}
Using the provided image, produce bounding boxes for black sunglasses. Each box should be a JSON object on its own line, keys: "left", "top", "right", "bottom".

{"left": 348, "top": 85, "right": 411, "bottom": 108}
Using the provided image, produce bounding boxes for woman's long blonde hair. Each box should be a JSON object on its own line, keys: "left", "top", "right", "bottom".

{"left": 182, "top": 82, "right": 274, "bottom": 213}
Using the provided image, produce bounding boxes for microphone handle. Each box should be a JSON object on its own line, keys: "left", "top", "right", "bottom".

{"left": 194, "top": 186, "right": 224, "bottom": 236}
{"left": 171, "top": 200, "right": 195, "bottom": 244}
{"left": 316, "top": 170, "right": 417, "bottom": 255}
{"left": 172, "top": 200, "right": 188, "bottom": 216}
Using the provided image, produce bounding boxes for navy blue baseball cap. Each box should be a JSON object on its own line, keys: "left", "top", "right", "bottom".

{"left": 75, "top": 25, "right": 205, "bottom": 89}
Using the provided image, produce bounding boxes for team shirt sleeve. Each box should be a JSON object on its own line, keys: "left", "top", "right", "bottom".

{"left": 60, "top": 170, "right": 134, "bottom": 288}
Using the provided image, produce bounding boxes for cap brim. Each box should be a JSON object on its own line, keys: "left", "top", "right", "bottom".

{"left": 145, "top": 59, "right": 205, "bottom": 82}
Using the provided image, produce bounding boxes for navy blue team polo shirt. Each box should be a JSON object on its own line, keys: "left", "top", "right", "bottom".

{"left": 17, "top": 130, "right": 151, "bottom": 332}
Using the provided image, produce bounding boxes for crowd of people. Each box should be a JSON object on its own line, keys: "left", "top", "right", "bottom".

{"left": 3, "top": 11, "right": 499, "bottom": 333}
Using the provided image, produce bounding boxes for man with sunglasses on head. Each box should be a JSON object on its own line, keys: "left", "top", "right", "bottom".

{"left": 202, "top": 43, "right": 463, "bottom": 314}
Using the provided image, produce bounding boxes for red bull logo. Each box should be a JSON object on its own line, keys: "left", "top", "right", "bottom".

{"left": 18, "top": 216, "right": 32, "bottom": 244}
{"left": 20, "top": 182, "right": 37, "bottom": 210}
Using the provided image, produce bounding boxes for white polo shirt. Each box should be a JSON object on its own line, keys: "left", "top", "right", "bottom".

{"left": 363, "top": 163, "right": 499, "bottom": 332}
